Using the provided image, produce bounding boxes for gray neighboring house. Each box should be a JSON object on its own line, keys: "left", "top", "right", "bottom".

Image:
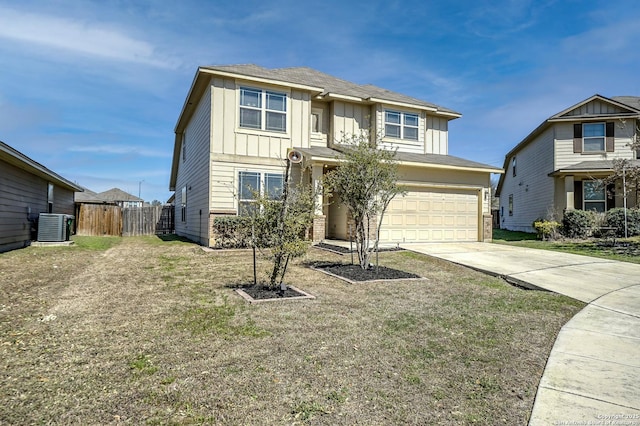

{"left": 73, "top": 187, "right": 143, "bottom": 207}
{"left": 0, "top": 141, "right": 82, "bottom": 253}
{"left": 496, "top": 94, "right": 640, "bottom": 232}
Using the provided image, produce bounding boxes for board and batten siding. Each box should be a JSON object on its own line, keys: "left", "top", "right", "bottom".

{"left": 175, "top": 83, "right": 212, "bottom": 245}
{"left": 426, "top": 116, "right": 448, "bottom": 155}
{"left": 332, "top": 101, "right": 372, "bottom": 143}
{"left": 0, "top": 159, "right": 74, "bottom": 252}
{"left": 562, "top": 99, "right": 630, "bottom": 117}
{"left": 211, "top": 77, "right": 312, "bottom": 159}
{"left": 554, "top": 119, "right": 636, "bottom": 170}
{"left": 500, "top": 126, "right": 555, "bottom": 232}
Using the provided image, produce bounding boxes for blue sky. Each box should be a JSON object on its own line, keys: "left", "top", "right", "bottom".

{"left": 1, "top": 0, "right": 639, "bottom": 202}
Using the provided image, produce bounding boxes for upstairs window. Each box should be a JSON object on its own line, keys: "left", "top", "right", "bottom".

{"left": 583, "top": 123, "right": 605, "bottom": 152}
{"left": 182, "top": 133, "right": 186, "bottom": 161}
{"left": 512, "top": 157, "right": 517, "bottom": 177}
{"left": 574, "top": 122, "right": 614, "bottom": 153}
{"left": 239, "top": 87, "right": 287, "bottom": 132}
{"left": 384, "top": 110, "right": 419, "bottom": 141}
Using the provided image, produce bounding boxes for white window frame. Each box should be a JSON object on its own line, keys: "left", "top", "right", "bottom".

{"left": 238, "top": 171, "right": 284, "bottom": 215}
{"left": 47, "top": 182, "right": 54, "bottom": 213}
{"left": 583, "top": 180, "right": 606, "bottom": 212}
{"left": 181, "top": 186, "right": 187, "bottom": 222}
{"left": 311, "top": 107, "right": 323, "bottom": 135}
{"left": 583, "top": 122, "right": 605, "bottom": 153}
{"left": 384, "top": 110, "right": 419, "bottom": 141}
{"left": 239, "top": 87, "right": 287, "bottom": 133}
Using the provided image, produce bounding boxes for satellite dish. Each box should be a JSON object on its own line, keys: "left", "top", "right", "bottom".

{"left": 288, "top": 149, "right": 303, "bottom": 163}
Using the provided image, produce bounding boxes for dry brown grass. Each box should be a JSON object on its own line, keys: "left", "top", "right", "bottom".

{"left": 0, "top": 236, "right": 584, "bottom": 425}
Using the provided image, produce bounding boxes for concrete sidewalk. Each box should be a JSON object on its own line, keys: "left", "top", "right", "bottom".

{"left": 403, "top": 242, "right": 640, "bottom": 425}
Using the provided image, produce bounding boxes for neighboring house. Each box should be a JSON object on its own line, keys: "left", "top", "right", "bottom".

{"left": 169, "top": 64, "right": 502, "bottom": 246}
{"left": 0, "top": 141, "right": 82, "bottom": 252}
{"left": 95, "top": 188, "right": 143, "bottom": 208}
{"left": 496, "top": 94, "right": 640, "bottom": 232}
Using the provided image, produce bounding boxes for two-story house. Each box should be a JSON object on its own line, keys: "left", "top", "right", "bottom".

{"left": 169, "top": 65, "right": 502, "bottom": 246}
{"left": 496, "top": 94, "right": 640, "bottom": 232}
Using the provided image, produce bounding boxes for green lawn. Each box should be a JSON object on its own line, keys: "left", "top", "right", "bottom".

{"left": 493, "top": 229, "right": 640, "bottom": 264}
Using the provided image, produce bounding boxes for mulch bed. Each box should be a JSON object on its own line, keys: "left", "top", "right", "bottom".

{"left": 311, "top": 262, "right": 422, "bottom": 283}
{"left": 234, "top": 284, "right": 316, "bottom": 303}
{"left": 315, "top": 242, "right": 404, "bottom": 255}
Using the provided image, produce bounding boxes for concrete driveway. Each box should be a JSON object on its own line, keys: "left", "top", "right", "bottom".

{"left": 403, "top": 242, "right": 640, "bottom": 424}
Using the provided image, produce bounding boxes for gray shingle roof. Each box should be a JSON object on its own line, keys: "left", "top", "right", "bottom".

{"left": 296, "top": 146, "right": 500, "bottom": 172}
{"left": 97, "top": 188, "right": 142, "bottom": 202}
{"left": 552, "top": 159, "right": 640, "bottom": 174}
{"left": 202, "top": 64, "right": 460, "bottom": 115}
{"left": 612, "top": 96, "right": 640, "bottom": 111}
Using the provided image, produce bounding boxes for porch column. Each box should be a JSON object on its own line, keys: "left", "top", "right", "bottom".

{"left": 565, "top": 175, "right": 575, "bottom": 210}
{"left": 311, "top": 164, "right": 325, "bottom": 242}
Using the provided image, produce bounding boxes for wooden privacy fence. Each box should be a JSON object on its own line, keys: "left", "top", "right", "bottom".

{"left": 76, "top": 204, "right": 175, "bottom": 236}
{"left": 76, "top": 204, "right": 122, "bottom": 236}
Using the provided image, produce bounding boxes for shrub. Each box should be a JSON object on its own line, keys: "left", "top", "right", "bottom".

{"left": 561, "top": 209, "right": 596, "bottom": 239}
{"left": 532, "top": 220, "right": 560, "bottom": 241}
{"left": 604, "top": 208, "right": 640, "bottom": 237}
{"left": 212, "top": 216, "right": 252, "bottom": 248}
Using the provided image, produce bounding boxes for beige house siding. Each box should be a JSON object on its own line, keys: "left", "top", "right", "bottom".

{"left": 175, "top": 84, "right": 212, "bottom": 244}
{"left": 209, "top": 158, "right": 285, "bottom": 213}
{"left": 211, "top": 77, "right": 311, "bottom": 158}
{"left": 310, "top": 102, "right": 329, "bottom": 147}
{"left": 554, "top": 120, "right": 636, "bottom": 170}
{"left": 426, "top": 115, "right": 448, "bottom": 154}
{"left": 376, "top": 104, "right": 425, "bottom": 154}
{"left": 500, "top": 126, "right": 556, "bottom": 232}
{"left": 332, "top": 101, "right": 371, "bottom": 143}
{"left": 0, "top": 160, "right": 74, "bottom": 252}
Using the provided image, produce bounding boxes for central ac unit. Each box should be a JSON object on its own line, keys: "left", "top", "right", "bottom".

{"left": 37, "top": 213, "right": 72, "bottom": 242}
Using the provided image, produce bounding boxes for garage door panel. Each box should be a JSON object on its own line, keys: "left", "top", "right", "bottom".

{"left": 380, "top": 188, "right": 478, "bottom": 242}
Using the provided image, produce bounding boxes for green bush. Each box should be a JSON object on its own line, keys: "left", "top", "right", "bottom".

{"left": 604, "top": 208, "right": 640, "bottom": 237}
{"left": 533, "top": 220, "right": 560, "bottom": 241}
{"left": 561, "top": 209, "right": 596, "bottom": 239}
{"left": 212, "top": 216, "right": 252, "bottom": 248}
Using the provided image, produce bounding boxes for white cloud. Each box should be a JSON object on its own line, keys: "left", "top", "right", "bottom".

{"left": 0, "top": 6, "right": 177, "bottom": 68}
{"left": 68, "top": 144, "right": 172, "bottom": 158}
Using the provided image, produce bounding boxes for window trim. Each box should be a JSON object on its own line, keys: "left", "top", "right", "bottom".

{"left": 181, "top": 186, "right": 187, "bottom": 222}
{"left": 311, "top": 107, "right": 323, "bottom": 135}
{"left": 384, "top": 109, "right": 420, "bottom": 141}
{"left": 237, "top": 171, "right": 285, "bottom": 215}
{"left": 512, "top": 157, "right": 516, "bottom": 177}
{"left": 582, "top": 122, "right": 606, "bottom": 153}
{"left": 238, "top": 86, "right": 288, "bottom": 134}
{"left": 47, "top": 182, "right": 54, "bottom": 213}
{"left": 182, "top": 133, "right": 186, "bottom": 161}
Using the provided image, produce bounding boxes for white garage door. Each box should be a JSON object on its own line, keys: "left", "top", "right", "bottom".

{"left": 379, "top": 188, "right": 479, "bottom": 242}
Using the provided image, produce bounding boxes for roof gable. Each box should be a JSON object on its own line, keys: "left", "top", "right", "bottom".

{"left": 550, "top": 94, "right": 640, "bottom": 121}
